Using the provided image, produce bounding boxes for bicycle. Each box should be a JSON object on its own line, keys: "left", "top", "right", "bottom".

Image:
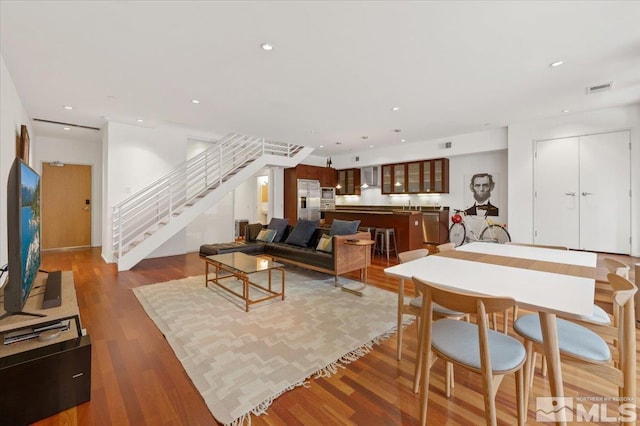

{"left": 448, "top": 209, "right": 511, "bottom": 247}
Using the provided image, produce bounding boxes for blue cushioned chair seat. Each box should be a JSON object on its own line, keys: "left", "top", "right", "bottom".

{"left": 409, "top": 297, "right": 466, "bottom": 317}
{"left": 431, "top": 319, "right": 526, "bottom": 372}
{"left": 569, "top": 304, "right": 610, "bottom": 326}
{"left": 513, "top": 314, "right": 611, "bottom": 362}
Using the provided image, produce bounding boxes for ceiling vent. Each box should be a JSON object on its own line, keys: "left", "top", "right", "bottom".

{"left": 586, "top": 82, "right": 614, "bottom": 94}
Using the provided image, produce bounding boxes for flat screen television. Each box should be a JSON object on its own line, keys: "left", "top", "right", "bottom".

{"left": 1, "top": 157, "right": 42, "bottom": 319}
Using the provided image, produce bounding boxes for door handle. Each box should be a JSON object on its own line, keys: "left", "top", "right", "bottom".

{"left": 82, "top": 206, "right": 90, "bottom": 211}
{"left": 581, "top": 192, "right": 593, "bottom": 196}
{"left": 564, "top": 192, "right": 576, "bottom": 196}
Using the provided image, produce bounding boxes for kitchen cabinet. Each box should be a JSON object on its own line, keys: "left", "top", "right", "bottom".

{"left": 382, "top": 159, "right": 449, "bottom": 194}
{"left": 336, "top": 168, "right": 360, "bottom": 195}
{"left": 382, "top": 164, "right": 407, "bottom": 194}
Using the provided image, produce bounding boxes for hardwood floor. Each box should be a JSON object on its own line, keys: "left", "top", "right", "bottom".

{"left": 29, "top": 248, "right": 638, "bottom": 425}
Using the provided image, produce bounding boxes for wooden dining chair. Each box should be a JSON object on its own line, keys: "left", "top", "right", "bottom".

{"left": 412, "top": 277, "right": 526, "bottom": 426}
{"left": 513, "top": 273, "right": 637, "bottom": 416}
{"left": 436, "top": 242, "right": 455, "bottom": 253}
{"left": 397, "top": 249, "right": 465, "bottom": 397}
{"left": 603, "top": 258, "right": 630, "bottom": 327}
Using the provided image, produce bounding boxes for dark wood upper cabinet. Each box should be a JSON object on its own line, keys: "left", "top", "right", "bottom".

{"left": 336, "top": 168, "right": 360, "bottom": 195}
{"left": 382, "top": 158, "right": 449, "bottom": 194}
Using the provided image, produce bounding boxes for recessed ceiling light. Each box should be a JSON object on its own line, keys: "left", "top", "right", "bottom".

{"left": 319, "top": 145, "right": 324, "bottom": 148}
{"left": 361, "top": 136, "right": 368, "bottom": 140}
{"left": 311, "top": 129, "right": 317, "bottom": 134}
{"left": 400, "top": 139, "right": 406, "bottom": 142}
{"left": 63, "top": 105, "right": 73, "bottom": 110}
{"left": 549, "top": 60, "right": 564, "bottom": 68}
{"left": 261, "top": 43, "right": 273, "bottom": 51}
{"left": 369, "top": 145, "right": 374, "bottom": 148}
{"left": 394, "top": 129, "right": 402, "bottom": 133}
{"left": 391, "top": 106, "right": 400, "bottom": 111}
{"left": 336, "top": 141, "right": 342, "bottom": 145}
{"left": 562, "top": 109, "right": 569, "bottom": 113}
{"left": 137, "top": 119, "right": 144, "bottom": 123}
{"left": 63, "top": 127, "right": 70, "bottom": 131}
{"left": 191, "top": 99, "right": 200, "bottom": 104}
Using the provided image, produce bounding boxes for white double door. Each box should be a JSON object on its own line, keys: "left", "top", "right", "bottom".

{"left": 534, "top": 131, "right": 630, "bottom": 253}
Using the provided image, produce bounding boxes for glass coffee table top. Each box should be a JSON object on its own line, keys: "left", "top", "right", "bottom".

{"left": 206, "top": 252, "right": 283, "bottom": 274}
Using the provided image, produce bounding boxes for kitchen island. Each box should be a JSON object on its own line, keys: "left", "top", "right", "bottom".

{"left": 324, "top": 209, "right": 424, "bottom": 254}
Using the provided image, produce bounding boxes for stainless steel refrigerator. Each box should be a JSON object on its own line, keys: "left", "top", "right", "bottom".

{"left": 297, "top": 179, "right": 321, "bottom": 221}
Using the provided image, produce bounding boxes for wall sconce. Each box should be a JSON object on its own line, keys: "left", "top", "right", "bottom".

{"left": 335, "top": 183, "right": 342, "bottom": 189}
{"left": 394, "top": 181, "right": 402, "bottom": 187}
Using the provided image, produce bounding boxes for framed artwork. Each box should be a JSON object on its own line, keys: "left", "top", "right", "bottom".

{"left": 18, "top": 124, "right": 30, "bottom": 165}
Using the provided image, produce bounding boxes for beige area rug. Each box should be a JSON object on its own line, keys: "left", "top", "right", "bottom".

{"left": 132, "top": 267, "right": 401, "bottom": 426}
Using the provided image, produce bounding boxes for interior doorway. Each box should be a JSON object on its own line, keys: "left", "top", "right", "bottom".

{"left": 257, "top": 175, "right": 269, "bottom": 224}
{"left": 41, "top": 162, "right": 92, "bottom": 249}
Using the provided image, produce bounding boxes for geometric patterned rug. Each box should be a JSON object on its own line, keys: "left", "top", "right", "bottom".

{"left": 132, "top": 267, "right": 401, "bottom": 426}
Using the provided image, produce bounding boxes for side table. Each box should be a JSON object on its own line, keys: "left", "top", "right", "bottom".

{"left": 341, "top": 239, "right": 375, "bottom": 296}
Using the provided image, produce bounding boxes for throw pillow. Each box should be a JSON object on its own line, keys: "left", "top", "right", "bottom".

{"left": 316, "top": 234, "right": 333, "bottom": 253}
{"left": 256, "top": 229, "right": 277, "bottom": 243}
{"left": 329, "top": 219, "right": 361, "bottom": 236}
{"left": 245, "top": 223, "right": 264, "bottom": 242}
{"left": 267, "top": 218, "right": 289, "bottom": 242}
{"left": 285, "top": 219, "right": 319, "bottom": 247}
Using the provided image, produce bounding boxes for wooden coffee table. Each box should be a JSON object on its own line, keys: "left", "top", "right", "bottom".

{"left": 204, "top": 252, "right": 285, "bottom": 312}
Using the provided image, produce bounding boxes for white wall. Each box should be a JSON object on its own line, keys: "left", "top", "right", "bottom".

{"left": 508, "top": 103, "right": 640, "bottom": 256}
{"left": 0, "top": 55, "right": 32, "bottom": 267}
{"left": 33, "top": 135, "right": 103, "bottom": 247}
{"left": 102, "top": 122, "right": 236, "bottom": 262}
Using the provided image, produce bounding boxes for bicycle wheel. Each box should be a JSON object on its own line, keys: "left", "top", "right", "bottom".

{"left": 480, "top": 224, "right": 511, "bottom": 244}
{"left": 448, "top": 223, "right": 466, "bottom": 247}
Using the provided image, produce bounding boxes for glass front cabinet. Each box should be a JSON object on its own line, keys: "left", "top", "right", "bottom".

{"left": 336, "top": 168, "right": 361, "bottom": 195}
{"left": 381, "top": 158, "right": 449, "bottom": 194}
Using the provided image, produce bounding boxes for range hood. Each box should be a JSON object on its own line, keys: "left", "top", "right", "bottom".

{"left": 361, "top": 166, "right": 379, "bottom": 187}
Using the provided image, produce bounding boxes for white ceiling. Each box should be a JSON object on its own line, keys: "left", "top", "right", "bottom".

{"left": 2, "top": 1, "right": 640, "bottom": 155}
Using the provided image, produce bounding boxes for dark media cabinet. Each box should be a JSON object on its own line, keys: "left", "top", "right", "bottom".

{"left": 0, "top": 271, "right": 91, "bottom": 425}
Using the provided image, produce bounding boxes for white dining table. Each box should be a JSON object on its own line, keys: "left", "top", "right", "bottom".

{"left": 384, "top": 242, "right": 598, "bottom": 426}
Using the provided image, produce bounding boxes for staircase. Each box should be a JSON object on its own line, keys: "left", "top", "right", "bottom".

{"left": 112, "top": 133, "right": 312, "bottom": 271}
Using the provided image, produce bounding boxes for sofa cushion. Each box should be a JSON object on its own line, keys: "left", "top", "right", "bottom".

{"left": 267, "top": 218, "right": 289, "bottom": 243}
{"left": 329, "top": 219, "right": 361, "bottom": 236}
{"left": 245, "top": 223, "right": 264, "bottom": 242}
{"left": 256, "top": 229, "right": 277, "bottom": 242}
{"left": 316, "top": 234, "right": 333, "bottom": 253}
{"left": 285, "top": 219, "right": 319, "bottom": 247}
{"left": 265, "top": 243, "right": 333, "bottom": 270}
{"left": 199, "top": 241, "right": 266, "bottom": 257}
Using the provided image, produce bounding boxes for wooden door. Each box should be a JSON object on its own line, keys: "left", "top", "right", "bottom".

{"left": 41, "top": 163, "right": 91, "bottom": 249}
{"left": 579, "top": 131, "right": 630, "bottom": 253}
{"left": 534, "top": 137, "right": 580, "bottom": 248}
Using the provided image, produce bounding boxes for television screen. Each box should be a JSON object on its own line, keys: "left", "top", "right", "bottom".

{"left": 2, "top": 157, "right": 41, "bottom": 315}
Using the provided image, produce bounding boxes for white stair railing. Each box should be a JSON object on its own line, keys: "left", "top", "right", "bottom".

{"left": 112, "top": 133, "right": 303, "bottom": 260}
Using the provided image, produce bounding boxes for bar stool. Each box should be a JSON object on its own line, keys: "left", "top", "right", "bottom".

{"left": 374, "top": 228, "right": 398, "bottom": 260}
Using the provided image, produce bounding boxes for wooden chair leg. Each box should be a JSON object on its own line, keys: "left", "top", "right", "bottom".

{"left": 523, "top": 341, "right": 534, "bottom": 413}
{"left": 516, "top": 368, "right": 525, "bottom": 426}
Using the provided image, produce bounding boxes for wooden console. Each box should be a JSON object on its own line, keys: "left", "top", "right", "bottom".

{"left": 0, "top": 271, "right": 91, "bottom": 425}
